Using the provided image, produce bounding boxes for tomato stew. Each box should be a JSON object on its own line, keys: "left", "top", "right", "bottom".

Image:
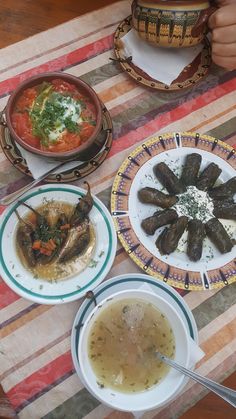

{"left": 11, "top": 78, "right": 97, "bottom": 153}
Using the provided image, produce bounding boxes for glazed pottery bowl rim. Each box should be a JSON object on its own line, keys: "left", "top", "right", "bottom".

{"left": 133, "top": 0, "right": 211, "bottom": 7}
{"left": 78, "top": 288, "right": 190, "bottom": 412}
{"left": 5, "top": 71, "right": 103, "bottom": 160}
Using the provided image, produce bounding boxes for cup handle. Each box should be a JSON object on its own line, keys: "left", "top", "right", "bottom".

{"left": 191, "top": 6, "right": 216, "bottom": 37}
{"left": 131, "top": 0, "right": 138, "bottom": 15}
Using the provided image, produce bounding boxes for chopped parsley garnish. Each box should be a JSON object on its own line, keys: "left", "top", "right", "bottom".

{"left": 89, "top": 259, "right": 99, "bottom": 268}
{"left": 64, "top": 117, "right": 80, "bottom": 133}
{"left": 173, "top": 186, "right": 214, "bottom": 222}
{"left": 30, "top": 88, "right": 81, "bottom": 146}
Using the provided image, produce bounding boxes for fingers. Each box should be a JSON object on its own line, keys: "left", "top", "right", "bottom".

{"left": 211, "top": 54, "right": 236, "bottom": 70}
{"left": 214, "top": 0, "right": 236, "bottom": 6}
{"left": 208, "top": 4, "right": 236, "bottom": 70}
{"left": 212, "top": 41, "right": 236, "bottom": 57}
{"left": 208, "top": 5, "right": 236, "bottom": 28}
{"left": 212, "top": 24, "right": 236, "bottom": 43}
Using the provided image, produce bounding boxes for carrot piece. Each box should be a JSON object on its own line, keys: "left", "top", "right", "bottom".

{"left": 32, "top": 240, "right": 41, "bottom": 250}
{"left": 40, "top": 239, "right": 56, "bottom": 253}
{"left": 40, "top": 248, "right": 52, "bottom": 256}
{"left": 60, "top": 224, "right": 70, "bottom": 231}
{"left": 47, "top": 239, "right": 56, "bottom": 250}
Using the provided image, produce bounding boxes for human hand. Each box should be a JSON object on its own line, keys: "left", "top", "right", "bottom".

{"left": 208, "top": 0, "right": 236, "bottom": 70}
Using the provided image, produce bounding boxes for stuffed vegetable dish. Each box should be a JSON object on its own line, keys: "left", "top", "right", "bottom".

{"left": 139, "top": 154, "right": 236, "bottom": 262}
{"left": 15, "top": 182, "right": 96, "bottom": 280}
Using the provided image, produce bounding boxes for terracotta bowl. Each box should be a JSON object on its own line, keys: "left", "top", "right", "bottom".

{"left": 5, "top": 72, "right": 103, "bottom": 160}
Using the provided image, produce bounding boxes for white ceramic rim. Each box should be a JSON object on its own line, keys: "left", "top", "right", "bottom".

{"left": 78, "top": 288, "right": 190, "bottom": 412}
{"left": 0, "top": 183, "right": 117, "bottom": 304}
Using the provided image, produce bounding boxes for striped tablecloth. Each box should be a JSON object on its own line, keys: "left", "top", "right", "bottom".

{"left": 0, "top": 1, "right": 236, "bottom": 418}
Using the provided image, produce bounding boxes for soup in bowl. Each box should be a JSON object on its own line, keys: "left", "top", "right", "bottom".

{"left": 5, "top": 72, "right": 102, "bottom": 160}
{"left": 78, "top": 289, "right": 190, "bottom": 412}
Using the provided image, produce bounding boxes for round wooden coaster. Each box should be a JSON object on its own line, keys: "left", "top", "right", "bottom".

{"left": 114, "top": 16, "right": 212, "bottom": 91}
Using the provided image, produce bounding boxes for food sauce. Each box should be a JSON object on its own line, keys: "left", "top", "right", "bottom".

{"left": 88, "top": 299, "right": 175, "bottom": 392}
{"left": 15, "top": 201, "right": 95, "bottom": 281}
{"left": 11, "top": 78, "right": 97, "bottom": 152}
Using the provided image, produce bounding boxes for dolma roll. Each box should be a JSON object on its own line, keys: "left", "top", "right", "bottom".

{"left": 205, "top": 218, "right": 234, "bottom": 253}
{"left": 138, "top": 187, "right": 177, "bottom": 208}
{"left": 141, "top": 209, "right": 178, "bottom": 235}
{"left": 196, "top": 163, "right": 222, "bottom": 191}
{"left": 180, "top": 153, "right": 202, "bottom": 186}
{"left": 209, "top": 177, "right": 236, "bottom": 200}
{"left": 156, "top": 216, "right": 188, "bottom": 255}
{"left": 187, "top": 219, "right": 206, "bottom": 261}
{"left": 213, "top": 200, "right": 236, "bottom": 220}
{"left": 154, "top": 162, "right": 186, "bottom": 195}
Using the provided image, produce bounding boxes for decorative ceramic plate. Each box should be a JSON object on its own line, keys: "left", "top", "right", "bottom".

{"left": 0, "top": 184, "right": 117, "bottom": 304}
{"left": 114, "top": 16, "right": 211, "bottom": 91}
{"left": 71, "top": 273, "right": 198, "bottom": 391}
{"left": 0, "top": 105, "right": 112, "bottom": 182}
{"left": 111, "top": 132, "right": 236, "bottom": 291}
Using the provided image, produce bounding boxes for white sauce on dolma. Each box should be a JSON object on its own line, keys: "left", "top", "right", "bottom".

{"left": 173, "top": 186, "right": 214, "bottom": 222}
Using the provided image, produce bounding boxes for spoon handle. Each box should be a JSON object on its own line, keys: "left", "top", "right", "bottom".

{"left": 0, "top": 160, "right": 68, "bottom": 206}
{"left": 158, "top": 353, "right": 236, "bottom": 408}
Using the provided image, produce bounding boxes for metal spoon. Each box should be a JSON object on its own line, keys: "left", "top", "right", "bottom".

{"left": 0, "top": 108, "right": 110, "bottom": 206}
{"left": 0, "top": 130, "right": 108, "bottom": 206}
{"left": 0, "top": 158, "right": 80, "bottom": 206}
{"left": 156, "top": 351, "right": 236, "bottom": 408}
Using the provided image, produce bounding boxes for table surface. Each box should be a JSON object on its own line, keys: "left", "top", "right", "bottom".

{"left": 0, "top": 0, "right": 236, "bottom": 419}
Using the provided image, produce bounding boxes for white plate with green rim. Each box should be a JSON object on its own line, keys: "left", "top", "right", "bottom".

{"left": 71, "top": 273, "right": 198, "bottom": 391}
{"left": 0, "top": 184, "right": 117, "bottom": 304}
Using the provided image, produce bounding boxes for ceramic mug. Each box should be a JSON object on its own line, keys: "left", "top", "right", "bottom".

{"left": 131, "top": 0, "right": 216, "bottom": 48}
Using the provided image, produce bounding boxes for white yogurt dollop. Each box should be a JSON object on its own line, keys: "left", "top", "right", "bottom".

{"left": 173, "top": 186, "right": 214, "bottom": 222}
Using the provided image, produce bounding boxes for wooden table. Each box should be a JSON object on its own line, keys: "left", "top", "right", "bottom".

{"left": 0, "top": 1, "right": 235, "bottom": 418}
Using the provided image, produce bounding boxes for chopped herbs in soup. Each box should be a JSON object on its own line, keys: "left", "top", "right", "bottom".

{"left": 12, "top": 78, "right": 97, "bottom": 152}
{"left": 88, "top": 299, "right": 175, "bottom": 393}
{"left": 15, "top": 182, "right": 95, "bottom": 281}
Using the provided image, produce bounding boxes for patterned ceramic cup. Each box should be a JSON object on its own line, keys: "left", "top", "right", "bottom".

{"left": 131, "top": 0, "right": 216, "bottom": 48}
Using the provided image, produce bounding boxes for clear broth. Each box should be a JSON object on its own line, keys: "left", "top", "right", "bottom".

{"left": 88, "top": 298, "right": 175, "bottom": 393}
{"left": 15, "top": 200, "right": 95, "bottom": 281}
